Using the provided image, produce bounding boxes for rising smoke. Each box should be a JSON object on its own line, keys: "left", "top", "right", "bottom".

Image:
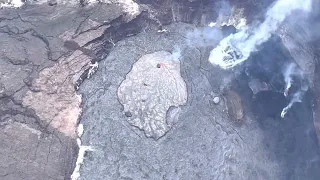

{"left": 281, "top": 91, "right": 304, "bottom": 118}
{"left": 283, "top": 63, "right": 296, "bottom": 97}
{"left": 186, "top": 26, "right": 224, "bottom": 48}
{"left": 171, "top": 45, "right": 182, "bottom": 61}
{"left": 215, "top": 0, "right": 232, "bottom": 26}
{"left": 281, "top": 62, "right": 308, "bottom": 118}
{"left": 209, "top": 0, "right": 312, "bottom": 69}
{"left": 208, "top": 0, "right": 313, "bottom": 118}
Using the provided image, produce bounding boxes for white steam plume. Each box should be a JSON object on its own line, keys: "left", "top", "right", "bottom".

{"left": 281, "top": 91, "right": 303, "bottom": 118}
{"left": 186, "top": 26, "right": 224, "bottom": 48}
{"left": 216, "top": 0, "right": 232, "bottom": 26}
{"left": 281, "top": 63, "right": 308, "bottom": 118}
{"left": 209, "top": 0, "right": 312, "bottom": 69}
{"left": 283, "top": 63, "right": 296, "bottom": 97}
{"left": 171, "top": 45, "right": 182, "bottom": 61}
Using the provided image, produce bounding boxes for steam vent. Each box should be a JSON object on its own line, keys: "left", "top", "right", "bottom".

{"left": 2, "top": 0, "right": 320, "bottom": 180}
{"left": 117, "top": 51, "right": 187, "bottom": 139}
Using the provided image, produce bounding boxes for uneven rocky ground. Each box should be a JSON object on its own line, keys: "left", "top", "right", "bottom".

{"left": 0, "top": 1, "right": 127, "bottom": 179}
{"left": 0, "top": 0, "right": 320, "bottom": 180}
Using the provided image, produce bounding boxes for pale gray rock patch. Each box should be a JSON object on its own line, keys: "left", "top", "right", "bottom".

{"left": 248, "top": 78, "right": 269, "bottom": 95}
{"left": 117, "top": 51, "right": 187, "bottom": 139}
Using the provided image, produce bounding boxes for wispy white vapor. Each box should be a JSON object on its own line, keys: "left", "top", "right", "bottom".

{"left": 281, "top": 63, "right": 308, "bottom": 118}
{"left": 209, "top": 0, "right": 312, "bottom": 69}
{"left": 281, "top": 91, "right": 304, "bottom": 118}
{"left": 216, "top": 0, "right": 232, "bottom": 26}
{"left": 171, "top": 45, "right": 182, "bottom": 61}
{"left": 283, "top": 63, "right": 296, "bottom": 97}
{"left": 186, "top": 26, "right": 224, "bottom": 48}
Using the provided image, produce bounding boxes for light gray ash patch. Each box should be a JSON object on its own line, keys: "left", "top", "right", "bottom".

{"left": 117, "top": 51, "right": 187, "bottom": 139}
{"left": 248, "top": 78, "right": 269, "bottom": 95}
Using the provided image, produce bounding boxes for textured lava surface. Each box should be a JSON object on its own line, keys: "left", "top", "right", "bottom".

{"left": 1, "top": 1, "right": 320, "bottom": 180}
{"left": 117, "top": 51, "right": 187, "bottom": 139}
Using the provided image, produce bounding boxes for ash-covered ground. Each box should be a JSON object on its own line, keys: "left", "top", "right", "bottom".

{"left": 1, "top": 0, "right": 320, "bottom": 180}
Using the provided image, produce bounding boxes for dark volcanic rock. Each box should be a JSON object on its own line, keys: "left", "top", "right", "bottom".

{"left": 0, "top": 2, "right": 130, "bottom": 180}
{"left": 78, "top": 20, "right": 320, "bottom": 179}
{"left": 48, "top": 0, "right": 58, "bottom": 6}
{"left": 1, "top": 0, "right": 320, "bottom": 180}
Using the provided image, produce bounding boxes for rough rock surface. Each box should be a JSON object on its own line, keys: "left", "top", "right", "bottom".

{"left": 248, "top": 79, "right": 269, "bottom": 95}
{"left": 22, "top": 50, "right": 90, "bottom": 137}
{"left": 0, "top": 2, "right": 131, "bottom": 179}
{"left": 224, "top": 90, "right": 244, "bottom": 120}
{"left": 312, "top": 42, "right": 320, "bottom": 145}
{"left": 278, "top": 25, "right": 316, "bottom": 86}
{"left": 1, "top": 0, "right": 320, "bottom": 180}
{"left": 117, "top": 51, "right": 187, "bottom": 139}
{"left": 78, "top": 21, "right": 320, "bottom": 179}
{"left": 0, "top": 122, "right": 73, "bottom": 180}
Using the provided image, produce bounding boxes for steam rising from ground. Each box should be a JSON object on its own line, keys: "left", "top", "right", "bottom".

{"left": 209, "top": 0, "right": 312, "bottom": 69}
{"left": 171, "top": 45, "right": 182, "bottom": 61}
{"left": 215, "top": 0, "right": 232, "bottom": 26}
{"left": 281, "top": 91, "right": 302, "bottom": 118}
{"left": 208, "top": 0, "right": 312, "bottom": 118}
{"left": 186, "top": 27, "right": 224, "bottom": 47}
{"left": 281, "top": 63, "right": 308, "bottom": 118}
{"left": 283, "top": 63, "right": 296, "bottom": 97}
{"left": 212, "top": 0, "right": 247, "bottom": 29}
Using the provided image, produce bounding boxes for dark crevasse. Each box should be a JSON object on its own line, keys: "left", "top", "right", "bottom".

{"left": 232, "top": 34, "right": 320, "bottom": 179}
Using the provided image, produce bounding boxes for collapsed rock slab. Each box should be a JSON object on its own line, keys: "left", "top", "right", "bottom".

{"left": 248, "top": 78, "right": 269, "bottom": 95}
{"left": 117, "top": 51, "right": 187, "bottom": 139}
{"left": 22, "top": 50, "right": 91, "bottom": 138}
{"left": 224, "top": 90, "right": 244, "bottom": 120}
